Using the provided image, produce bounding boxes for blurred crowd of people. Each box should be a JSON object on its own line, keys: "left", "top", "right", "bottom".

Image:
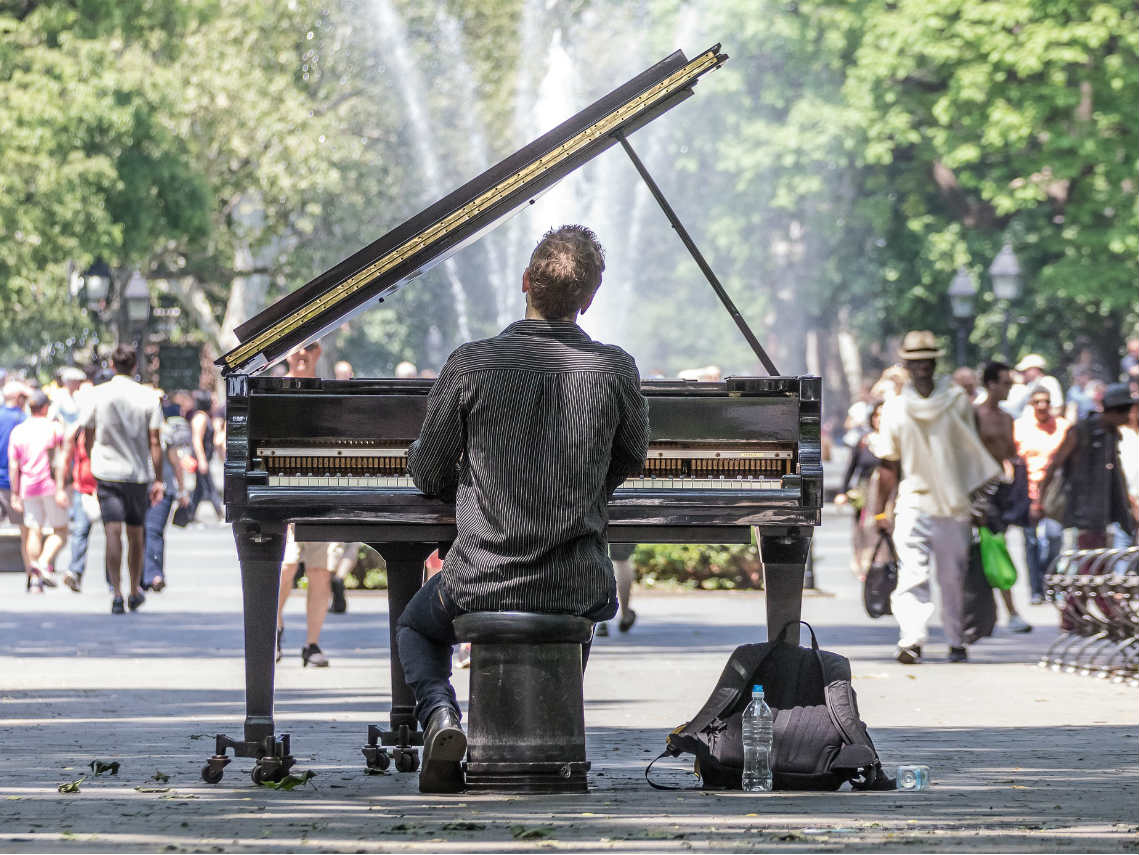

{"left": 0, "top": 345, "right": 227, "bottom": 610}
{"left": 835, "top": 333, "right": 1138, "bottom": 664}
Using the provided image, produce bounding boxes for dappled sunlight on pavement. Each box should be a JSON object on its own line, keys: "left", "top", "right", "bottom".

{"left": 0, "top": 512, "right": 1135, "bottom": 851}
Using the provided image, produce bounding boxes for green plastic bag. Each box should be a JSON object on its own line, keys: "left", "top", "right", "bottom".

{"left": 978, "top": 527, "right": 1017, "bottom": 590}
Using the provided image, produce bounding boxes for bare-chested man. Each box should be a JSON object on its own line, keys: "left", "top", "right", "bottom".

{"left": 975, "top": 361, "right": 1031, "bottom": 633}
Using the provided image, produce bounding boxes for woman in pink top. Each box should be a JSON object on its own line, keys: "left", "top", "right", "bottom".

{"left": 7, "top": 391, "right": 68, "bottom": 591}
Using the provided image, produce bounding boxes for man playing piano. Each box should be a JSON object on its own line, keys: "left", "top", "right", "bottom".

{"left": 398, "top": 224, "right": 650, "bottom": 792}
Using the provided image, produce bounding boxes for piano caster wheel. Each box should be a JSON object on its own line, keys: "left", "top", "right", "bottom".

{"left": 394, "top": 748, "right": 420, "bottom": 773}
{"left": 201, "top": 757, "right": 227, "bottom": 784}
{"left": 363, "top": 747, "right": 391, "bottom": 773}
{"left": 251, "top": 759, "right": 291, "bottom": 786}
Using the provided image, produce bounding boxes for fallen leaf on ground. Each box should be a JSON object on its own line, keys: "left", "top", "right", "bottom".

{"left": 135, "top": 787, "right": 171, "bottom": 794}
{"left": 511, "top": 826, "right": 552, "bottom": 839}
{"left": 442, "top": 822, "right": 486, "bottom": 831}
{"left": 58, "top": 777, "right": 85, "bottom": 793}
{"left": 89, "top": 760, "right": 120, "bottom": 776}
{"left": 259, "top": 770, "right": 316, "bottom": 791}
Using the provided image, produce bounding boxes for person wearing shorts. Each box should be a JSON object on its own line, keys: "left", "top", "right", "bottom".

{"left": 0, "top": 381, "right": 30, "bottom": 571}
{"left": 81, "top": 344, "right": 164, "bottom": 614}
{"left": 8, "top": 391, "right": 68, "bottom": 591}
{"left": 596, "top": 543, "right": 638, "bottom": 636}
{"left": 276, "top": 525, "right": 338, "bottom": 667}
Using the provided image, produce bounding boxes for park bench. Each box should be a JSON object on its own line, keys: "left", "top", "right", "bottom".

{"left": 1040, "top": 546, "right": 1139, "bottom": 686}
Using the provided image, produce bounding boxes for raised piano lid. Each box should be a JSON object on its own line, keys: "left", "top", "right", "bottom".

{"left": 217, "top": 45, "right": 728, "bottom": 376}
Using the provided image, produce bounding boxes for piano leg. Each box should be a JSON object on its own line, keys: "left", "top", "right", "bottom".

{"left": 761, "top": 528, "right": 813, "bottom": 646}
{"left": 201, "top": 521, "right": 296, "bottom": 785}
{"left": 361, "top": 541, "right": 436, "bottom": 774}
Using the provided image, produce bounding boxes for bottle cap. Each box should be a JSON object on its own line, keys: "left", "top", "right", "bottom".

{"left": 753, "top": 684, "right": 763, "bottom": 694}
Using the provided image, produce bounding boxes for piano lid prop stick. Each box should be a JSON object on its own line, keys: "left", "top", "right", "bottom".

{"left": 613, "top": 130, "right": 780, "bottom": 377}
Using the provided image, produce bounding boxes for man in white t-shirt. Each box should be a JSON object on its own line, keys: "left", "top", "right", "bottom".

{"left": 81, "top": 344, "right": 163, "bottom": 614}
{"left": 871, "top": 331, "right": 1000, "bottom": 665}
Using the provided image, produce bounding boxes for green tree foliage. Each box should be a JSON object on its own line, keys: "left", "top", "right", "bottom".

{"left": 847, "top": 0, "right": 1139, "bottom": 367}
{"left": 0, "top": 0, "right": 210, "bottom": 365}
{"left": 700, "top": 0, "right": 1137, "bottom": 380}
{"left": 1, "top": 0, "right": 1135, "bottom": 381}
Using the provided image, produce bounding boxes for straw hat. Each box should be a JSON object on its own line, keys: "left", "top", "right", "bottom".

{"left": 897, "top": 330, "right": 944, "bottom": 360}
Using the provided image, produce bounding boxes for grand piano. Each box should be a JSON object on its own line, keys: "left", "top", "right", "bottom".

{"left": 203, "top": 44, "right": 822, "bottom": 784}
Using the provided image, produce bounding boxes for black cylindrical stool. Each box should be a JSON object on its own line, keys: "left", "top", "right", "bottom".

{"left": 453, "top": 611, "right": 594, "bottom": 793}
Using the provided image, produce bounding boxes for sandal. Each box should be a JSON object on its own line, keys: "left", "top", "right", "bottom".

{"left": 26, "top": 571, "right": 44, "bottom": 594}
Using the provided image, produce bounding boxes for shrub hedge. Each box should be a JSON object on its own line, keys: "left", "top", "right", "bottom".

{"left": 345, "top": 541, "right": 764, "bottom": 591}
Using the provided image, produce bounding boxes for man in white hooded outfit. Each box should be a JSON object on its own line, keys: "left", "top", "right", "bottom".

{"left": 871, "top": 331, "right": 1000, "bottom": 665}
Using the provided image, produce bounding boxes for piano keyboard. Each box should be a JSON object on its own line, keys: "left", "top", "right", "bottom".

{"left": 265, "top": 474, "right": 782, "bottom": 491}
{"left": 257, "top": 443, "right": 791, "bottom": 492}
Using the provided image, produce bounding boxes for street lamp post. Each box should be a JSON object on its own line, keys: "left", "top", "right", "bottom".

{"left": 80, "top": 260, "right": 113, "bottom": 314}
{"left": 989, "top": 244, "right": 1022, "bottom": 361}
{"left": 948, "top": 267, "right": 978, "bottom": 367}
{"left": 123, "top": 270, "right": 152, "bottom": 375}
{"left": 123, "top": 270, "right": 151, "bottom": 331}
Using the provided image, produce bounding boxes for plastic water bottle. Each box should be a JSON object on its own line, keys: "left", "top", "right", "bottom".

{"left": 896, "top": 764, "right": 930, "bottom": 791}
{"left": 741, "top": 684, "right": 774, "bottom": 792}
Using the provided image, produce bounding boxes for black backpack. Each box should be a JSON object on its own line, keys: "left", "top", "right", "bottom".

{"left": 646, "top": 621, "right": 893, "bottom": 791}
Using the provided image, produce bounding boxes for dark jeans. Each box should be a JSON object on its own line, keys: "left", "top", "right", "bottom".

{"left": 67, "top": 489, "right": 92, "bottom": 579}
{"left": 189, "top": 468, "right": 223, "bottom": 522}
{"left": 143, "top": 489, "right": 175, "bottom": 587}
{"left": 1022, "top": 518, "right": 1061, "bottom": 599}
{"left": 396, "top": 573, "right": 608, "bottom": 729}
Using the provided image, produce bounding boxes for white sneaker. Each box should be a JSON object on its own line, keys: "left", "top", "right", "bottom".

{"left": 1007, "top": 614, "right": 1032, "bottom": 633}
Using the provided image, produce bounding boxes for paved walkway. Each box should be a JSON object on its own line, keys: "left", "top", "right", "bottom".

{"left": 0, "top": 510, "right": 1136, "bottom": 852}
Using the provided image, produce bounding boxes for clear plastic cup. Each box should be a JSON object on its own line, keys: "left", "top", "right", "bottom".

{"left": 896, "top": 764, "right": 930, "bottom": 791}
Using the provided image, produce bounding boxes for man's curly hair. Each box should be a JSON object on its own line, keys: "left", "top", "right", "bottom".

{"left": 525, "top": 225, "right": 605, "bottom": 319}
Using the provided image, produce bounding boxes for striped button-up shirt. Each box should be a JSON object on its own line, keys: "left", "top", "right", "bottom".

{"left": 407, "top": 319, "right": 650, "bottom": 616}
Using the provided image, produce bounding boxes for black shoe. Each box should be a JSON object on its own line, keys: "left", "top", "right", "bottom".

{"left": 111, "top": 596, "right": 125, "bottom": 615}
{"left": 301, "top": 643, "right": 329, "bottom": 667}
{"left": 895, "top": 644, "right": 922, "bottom": 665}
{"left": 948, "top": 646, "right": 968, "bottom": 663}
{"left": 419, "top": 706, "right": 466, "bottom": 794}
{"left": 618, "top": 609, "right": 637, "bottom": 633}
{"left": 330, "top": 577, "right": 347, "bottom": 613}
{"left": 276, "top": 628, "right": 283, "bottom": 664}
{"left": 127, "top": 591, "right": 145, "bottom": 612}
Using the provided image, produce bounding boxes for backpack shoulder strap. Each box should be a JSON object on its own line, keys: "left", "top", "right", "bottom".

{"left": 678, "top": 643, "right": 773, "bottom": 736}
{"left": 646, "top": 750, "right": 687, "bottom": 790}
{"left": 818, "top": 655, "right": 893, "bottom": 789}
